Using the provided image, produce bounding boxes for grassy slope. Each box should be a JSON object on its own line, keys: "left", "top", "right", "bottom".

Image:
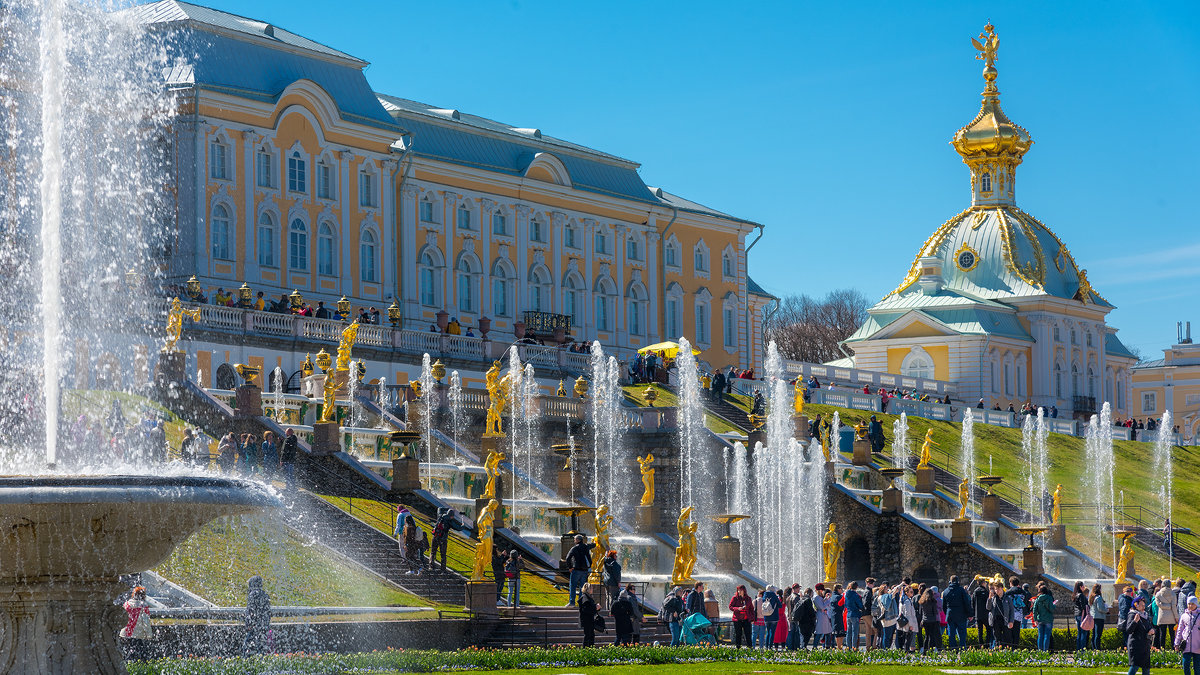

{"left": 154, "top": 514, "right": 443, "bottom": 609}
{"left": 318, "top": 495, "right": 570, "bottom": 606}
{"left": 625, "top": 389, "right": 1200, "bottom": 579}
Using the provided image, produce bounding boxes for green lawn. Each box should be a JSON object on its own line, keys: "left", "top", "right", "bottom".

{"left": 318, "top": 494, "right": 571, "bottom": 606}
{"left": 154, "top": 513, "right": 443, "bottom": 609}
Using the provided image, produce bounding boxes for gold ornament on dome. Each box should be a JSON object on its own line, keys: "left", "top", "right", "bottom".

{"left": 954, "top": 243, "right": 980, "bottom": 272}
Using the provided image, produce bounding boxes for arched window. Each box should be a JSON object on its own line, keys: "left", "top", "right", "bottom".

{"left": 359, "top": 230, "right": 377, "bottom": 283}
{"left": 980, "top": 172, "right": 992, "bottom": 192}
{"left": 457, "top": 204, "right": 472, "bottom": 230}
{"left": 694, "top": 296, "right": 710, "bottom": 344}
{"left": 317, "top": 223, "right": 336, "bottom": 276}
{"left": 492, "top": 259, "right": 513, "bottom": 317}
{"left": 257, "top": 213, "right": 277, "bottom": 267}
{"left": 211, "top": 204, "right": 231, "bottom": 261}
{"left": 457, "top": 254, "right": 479, "bottom": 314}
{"left": 419, "top": 249, "right": 442, "bottom": 307}
{"left": 1071, "top": 362, "right": 1081, "bottom": 399}
{"left": 288, "top": 219, "right": 308, "bottom": 271}
{"left": 902, "top": 347, "right": 934, "bottom": 380}
{"left": 1088, "top": 366, "right": 1096, "bottom": 399}
{"left": 595, "top": 278, "right": 615, "bottom": 332}
{"left": 626, "top": 284, "right": 646, "bottom": 336}
{"left": 287, "top": 151, "right": 306, "bottom": 193}
{"left": 1003, "top": 361, "right": 1012, "bottom": 396}
{"left": 665, "top": 284, "right": 684, "bottom": 339}
{"left": 664, "top": 237, "right": 680, "bottom": 268}
{"left": 1054, "top": 362, "right": 1064, "bottom": 398}
{"left": 491, "top": 210, "right": 507, "bottom": 235}
{"left": 694, "top": 245, "right": 708, "bottom": 272}
{"left": 529, "top": 266, "right": 551, "bottom": 312}
{"left": 722, "top": 301, "right": 737, "bottom": 348}
{"left": 594, "top": 229, "right": 608, "bottom": 255}
{"left": 562, "top": 273, "right": 583, "bottom": 327}
{"left": 722, "top": 251, "right": 734, "bottom": 278}
{"left": 419, "top": 196, "right": 437, "bottom": 222}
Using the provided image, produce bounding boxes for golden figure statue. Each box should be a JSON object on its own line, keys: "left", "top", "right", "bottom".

{"left": 335, "top": 320, "right": 359, "bottom": 372}
{"left": 918, "top": 428, "right": 938, "bottom": 468}
{"left": 1116, "top": 534, "right": 1135, "bottom": 584}
{"left": 957, "top": 478, "right": 970, "bottom": 520}
{"left": 637, "top": 454, "right": 656, "bottom": 506}
{"left": 854, "top": 420, "right": 868, "bottom": 441}
{"left": 1052, "top": 484, "right": 1063, "bottom": 525}
{"left": 163, "top": 297, "right": 203, "bottom": 353}
{"left": 589, "top": 504, "right": 613, "bottom": 583}
{"left": 670, "top": 506, "right": 696, "bottom": 585}
{"left": 483, "top": 450, "right": 506, "bottom": 499}
{"left": 793, "top": 380, "right": 806, "bottom": 416}
{"left": 319, "top": 370, "right": 340, "bottom": 423}
{"left": 483, "top": 361, "right": 512, "bottom": 438}
{"left": 822, "top": 424, "right": 832, "bottom": 462}
{"left": 471, "top": 499, "right": 499, "bottom": 581}
{"left": 821, "top": 523, "right": 842, "bottom": 584}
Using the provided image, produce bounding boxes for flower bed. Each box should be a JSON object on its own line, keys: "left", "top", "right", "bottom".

{"left": 128, "top": 645, "right": 1184, "bottom": 674}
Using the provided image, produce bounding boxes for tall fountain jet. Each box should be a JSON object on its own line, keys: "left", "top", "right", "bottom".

{"left": 0, "top": 2, "right": 277, "bottom": 672}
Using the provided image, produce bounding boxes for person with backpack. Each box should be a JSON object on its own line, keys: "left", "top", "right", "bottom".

{"left": 429, "top": 508, "right": 460, "bottom": 572}
{"left": 1089, "top": 584, "right": 1109, "bottom": 650}
{"left": 844, "top": 581, "right": 865, "bottom": 650}
{"left": 761, "top": 585, "right": 782, "bottom": 648}
{"left": 504, "top": 550, "right": 523, "bottom": 607}
{"left": 729, "top": 584, "right": 754, "bottom": 648}
{"left": 1003, "top": 576, "right": 1026, "bottom": 648}
{"left": 601, "top": 551, "right": 622, "bottom": 604}
{"left": 875, "top": 582, "right": 899, "bottom": 649}
{"left": 753, "top": 589, "right": 767, "bottom": 648}
{"left": 660, "top": 586, "right": 686, "bottom": 646}
{"left": 942, "top": 575, "right": 971, "bottom": 650}
{"left": 1174, "top": 595, "right": 1200, "bottom": 675}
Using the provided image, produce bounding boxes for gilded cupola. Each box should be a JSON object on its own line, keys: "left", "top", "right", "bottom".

{"left": 950, "top": 23, "right": 1033, "bottom": 208}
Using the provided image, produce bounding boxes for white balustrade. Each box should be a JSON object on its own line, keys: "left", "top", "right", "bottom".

{"left": 445, "top": 334, "right": 484, "bottom": 360}
{"left": 201, "top": 305, "right": 243, "bottom": 331}
{"left": 251, "top": 311, "right": 292, "bottom": 336}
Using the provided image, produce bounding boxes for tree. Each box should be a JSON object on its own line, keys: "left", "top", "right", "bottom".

{"left": 764, "top": 289, "right": 869, "bottom": 364}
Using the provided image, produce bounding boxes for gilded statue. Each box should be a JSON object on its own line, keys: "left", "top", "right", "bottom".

{"left": 971, "top": 23, "right": 999, "bottom": 69}
{"left": 483, "top": 361, "right": 513, "bottom": 438}
{"left": 335, "top": 320, "right": 359, "bottom": 372}
{"left": 1052, "top": 484, "right": 1063, "bottom": 525}
{"left": 821, "top": 523, "right": 842, "bottom": 584}
{"left": 471, "top": 499, "right": 499, "bottom": 581}
{"left": 957, "top": 478, "right": 970, "bottom": 520}
{"left": 589, "top": 504, "right": 613, "bottom": 582}
{"left": 163, "top": 297, "right": 203, "bottom": 353}
{"left": 854, "top": 420, "right": 868, "bottom": 441}
{"left": 822, "top": 425, "right": 832, "bottom": 462}
{"left": 319, "top": 370, "right": 340, "bottom": 423}
{"left": 637, "top": 454, "right": 656, "bottom": 506}
{"left": 1116, "top": 534, "right": 1134, "bottom": 584}
{"left": 670, "top": 506, "right": 696, "bottom": 585}
{"left": 918, "top": 428, "right": 938, "bottom": 468}
{"left": 483, "top": 450, "right": 506, "bottom": 500}
{"left": 793, "top": 380, "right": 805, "bottom": 416}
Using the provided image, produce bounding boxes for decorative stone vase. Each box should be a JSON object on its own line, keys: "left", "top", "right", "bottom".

{"left": 513, "top": 321, "right": 526, "bottom": 339}
{"left": 436, "top": 310, "right": 449, "bottom": 333}
{"left": 477, "top": 316, "right": 491, "bottom": 337}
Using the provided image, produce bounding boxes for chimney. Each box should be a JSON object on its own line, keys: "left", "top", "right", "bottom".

{"left": 1178, "top": 321, "right": 1183, "bottom": 344}
{"left": 1188, "top": 321, "right": 1193, "bottom": 345}
{"left": 917, "top": 256, "right": 943, "bottom": 295}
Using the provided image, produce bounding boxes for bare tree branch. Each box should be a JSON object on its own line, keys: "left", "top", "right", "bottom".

{"left": 764, "top": 289, "right": 869, "bottom": 364}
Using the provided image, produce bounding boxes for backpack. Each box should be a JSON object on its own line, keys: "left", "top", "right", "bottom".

{"left": 763, "top": 594, "right": 779, "bottom": 619}
{"left": 432, "top": 520, "right": 448, "bottom": 539}
{"left": 871, "top": 596, "right": 883, "bottom": 619}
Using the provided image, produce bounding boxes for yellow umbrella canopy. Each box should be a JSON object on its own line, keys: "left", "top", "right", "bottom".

{"left": 637, "top": 341, "right": 701, "bottom": 358}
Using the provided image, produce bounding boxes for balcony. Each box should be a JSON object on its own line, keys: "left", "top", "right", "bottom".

{"left": 1073, "top": 395, "right": 1097, "bottom": 414}
{"left": 521, "top": 311, "right": 571, "bottom": 337}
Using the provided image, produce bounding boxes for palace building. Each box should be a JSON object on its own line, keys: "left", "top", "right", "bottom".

{"left": 840, "top": 24, "right": 1137, "bottom": 419}
{"left": 1131, "top": 324, "right": 1200, "bottom": 442}
{"left": 129, "top": 0, "right": 769, "bottom": 381}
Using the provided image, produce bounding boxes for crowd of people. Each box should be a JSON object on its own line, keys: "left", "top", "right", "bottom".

{"left": 207, "top": 428, "right": 300, "bottom": 490}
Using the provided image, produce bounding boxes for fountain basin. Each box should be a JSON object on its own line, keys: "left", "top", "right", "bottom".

{"left": 0, "top": 475, "right": 279, "bottom": 675}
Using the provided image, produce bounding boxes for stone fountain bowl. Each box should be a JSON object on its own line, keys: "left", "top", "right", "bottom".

{"left": 0, "top": 474, "right": 279, "bottom": 674}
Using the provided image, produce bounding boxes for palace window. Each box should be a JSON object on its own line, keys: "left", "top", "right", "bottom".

{"left": 457, "top": 204, "right": 472, "bottom": 230}
{"left": 420, "top": 198, "right": 435, "bottom": 223}
{"left": 627, "top": 284, "right": 646, "bottom": 336}
{"left": 723, "top": 307, "right": 736, "bottom": 347}
{"left": 1142, "top": 392, "right": 1157, "bottom": 414}
{"left": 288, "top": 219, "right": 308, "bottom": 271}
{"left": 358, "top": 170, "right": 375, "bottom": 207}
{"left": 980, "top": 172, "right": 992, "bottom": 192}
{"left": 563, "top": 274, "right": 582, "bottom": 326}
{"left": 529, "top": 266, "right": 551, "bottom": 312}
{"left": 627, "top": 237, "right": 640, "bottom": 261}
{"left": 694, "top": 244, "right": 709, "bottom": 273}
{"left": 209, "top": 141, "right": 228, "bottom": 180}
{"left": 491, "top": 211, "right": 507, "bottom": 235}
{"left": 694, "top": 299, "right": 709, "bottom": 344}
{"left": 360, "top": 230, "right": 377, "bottom": 283}
{"left": 317, "top": 162, "right": 334, "bottom": 199}
{"left": 457, "top": 257, "right": 478, "bottom": 314}
{"left": 594, "top": 230, "right": 608, "bottom": 255}
{"left": 211, "top": 205, "right": 231, "bottom": 261}
{"left": 664, "top": 238, "right": 680, "bottom": 268}
{"left": 565, "top": 225, "right": 578, "bottom": 249}
{"left": 902, "top": 349, "right": 934, "bottom": 380}
{"left": 256, "top": 213, "right": 276, "bottom": 267}
{"left": 419, "top": 249, "right": 442, "bottom": 307}
{"left": 529, "top": 218, "right": 544, "bottom": 243}
{"left": 1087, "top": 332, "right": 1093, "bottom": 347}
{"left": 287, "top": 151, "right": 306, "bottom": 193}
{"left": 317, "top": 223, "right": 336, "bottom": 276}
{"left": 722, "top": 251, "right": 734, "bottom": 279}
{"left": 255, "top": 149, "right": 274, "bottom": 188}
{"left": 1054, "top": 362, "right": 1064, "bottom": 398}
{"left": 595, "top": 278, "right": 615, "bottom": 332}
{"left": 666, "top": 297, "right": 680, "bottom": 339}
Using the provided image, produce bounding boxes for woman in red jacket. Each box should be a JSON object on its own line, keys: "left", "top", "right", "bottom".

{"left": 729, "top": 585, "right": 754, "bottom": 648}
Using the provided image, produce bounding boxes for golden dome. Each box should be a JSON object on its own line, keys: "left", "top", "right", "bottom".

{"left": 950, "top": 24, "right": 1033, "bottom": 163}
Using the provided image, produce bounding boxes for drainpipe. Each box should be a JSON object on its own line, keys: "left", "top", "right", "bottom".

{"left": 743, "top": 224, "right": 764, "bottom": 367}
{"left": 392, "top": 132, "right": 414, "bottom": 314}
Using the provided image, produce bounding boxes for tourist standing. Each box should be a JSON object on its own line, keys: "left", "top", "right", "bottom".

{"left": 844, "top": 581, "right": 865, "bottom": 649}
{"left": 242, "top": 576, "right": 272, "bottom": 656}
{"left": 970, "top": 575, "right": 992, "bottom": 647}
{"left": 1090, "top": 584, "right": 1109, "bottom": 650}
{"left": 621, "top": 584, "right": 644, "bottom": 644}
{"left": 942, "top": 575, "right": 970, "bottom": 649}
{"left": 796, "top": 588, "right": 817, "bottom": 649}
{"left": 662, "top": 586, "right": 686, "bottom": 646}
{"left": 217, "top": 433, "right": 237, "bottom": 473}
{"left": 919, "top": 587, "right": 941, "bottom": 654}
{"left": 1003, "top": 577, "right": 1026, "bottom": 647}
{"left": 611, "top": 588, "right": 634, "bottom": 645}
{"left": 280, "top": 428, "right": 298, "bottom": 491}
{"left": 1175, "top": 596, "right": 1200, "bottom": 675}
{"left": 564, "top": 534, "right": 595, "bottom": 606}
{"left": 1122, "top": 595, "right": 1155, "bottom": 675}
{"left": 729, "top": 584, "right": 754, "bottom": 648}
{"left": 762, "top": 585, "right": 781, "bottom": 648}
{"left": 429, "top": 508, "right": 458, "bottom": 571}
{"left": 1120, "top": 585, "right": 1137, "bottom": 646}
{"left": 1073, "top": 581, "right": 1091, "bottom": 651}
{"left": 504, "top": 550, "right": 523, "bottom": 607}
{"left": 686, "top": 581, "right": 707, "bottom": 619}
{"left": 259, "top": 431, "right": 278, "bottom": 479}
{"left": 1155, "top": 578, "right": 1179, "bottom": 649}
{"left": 875, "top": 583, "right": 898, "bottom": 649}
{"left": 813, "top": 583, "right": 833, "bottom": 648}
{"left": 491, "top": 546, "right": 507, "bottom": 603}
{"left": 119, "top": 586, "right": 152, "bottom": 660}
{"left": 832, "top": 584, "right": 846, "bottom": 649}
{"left": 578, "top": 584, "right": 597, "bottom": 647}
{"left": 897, "top": 584, "right": 918, "bottom": 651}
{"left": 601, "top": 550, "right": 621, "bottom": 602}
{"left": 752, "top": 589, "right": 766, "bottom": 648}
{"left": 1033, "top": 584, "right": 1055, "bottom": 651}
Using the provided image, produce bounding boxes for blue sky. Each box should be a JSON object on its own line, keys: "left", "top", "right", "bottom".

{"left": 196, "top": 0, "right": 1199, "bottom": 357}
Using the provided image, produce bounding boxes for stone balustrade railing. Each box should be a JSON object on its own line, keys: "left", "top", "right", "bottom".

{"left": 784, "top": 359, "right": 957, "bottom": 397}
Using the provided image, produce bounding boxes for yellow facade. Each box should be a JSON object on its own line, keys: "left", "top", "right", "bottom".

{"left": 1132, "top": 338, "right": 1200, "bottom": 442}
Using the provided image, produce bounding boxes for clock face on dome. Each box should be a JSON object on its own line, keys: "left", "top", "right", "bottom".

{"left": 955, "top": 245, "right": 979, "bottom": 272}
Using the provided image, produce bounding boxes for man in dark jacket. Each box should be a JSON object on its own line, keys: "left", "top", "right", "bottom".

{"left": 867, "top": 416, "right": 885, "bottom": 454}
{"left": 942, "top": 575, "right": 971, "bottom": 649}
{"left": 1002, "top": 577, "right": 1026, "bottom": 647}
{"left": 711, "top": 370, "right": 726, "bottom": 402}
{"left": 564, "top": 534, "right": 595, "bottom": 607}
{"left": 610, "top": 590, "right": 635, "bottom": 645}
{"left": 844, "top": 581, "right": 866, "bottom": 649}
{"left": 968, "top": 575, "right": 992, "bottom": 647}
{"left": 794, "top": 589, "right": 817, "bottom": 648}
{"left": 686, "top": 581, "right": 707, "bottom": 618}
{"left": 809, "top": 413, "right": 823, "bottom": 440}
{"left": 1119, "top": 584, "right": 1137, "bottom": 645}
{"left": 280, "top": 428, "right": 299, "bottom": 490}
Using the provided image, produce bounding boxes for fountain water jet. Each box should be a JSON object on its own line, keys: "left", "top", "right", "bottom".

{"left": 1153, "top": 410, "right": 1175, "bottom": 577}
{"left": 959, "top": 407, "right": 976, "bottom": 517}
